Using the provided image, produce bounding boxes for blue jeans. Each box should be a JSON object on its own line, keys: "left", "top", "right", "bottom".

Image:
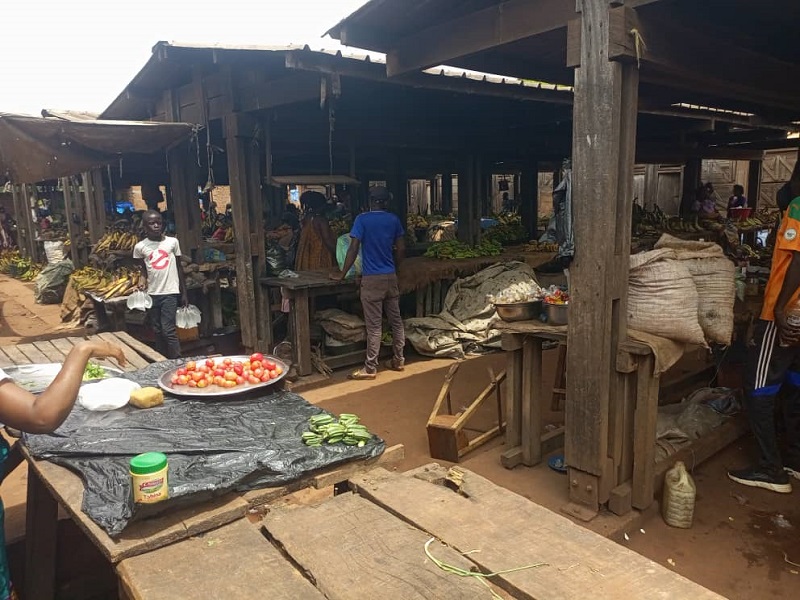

{"left": 150, "top": 294, "right": 181, "bottom": 359}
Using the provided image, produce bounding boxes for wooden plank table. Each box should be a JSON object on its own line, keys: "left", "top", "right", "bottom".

{"left": 8, "top": 327, "right": 405, "bottom": 600}
{"left": 117, "top": 464, "right": 725, "bottom": 600}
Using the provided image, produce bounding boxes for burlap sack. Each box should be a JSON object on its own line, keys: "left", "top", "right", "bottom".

{"left": 628, "top": 249, "right": 707, "bottom": 346}
{"left": 655, "top": 234, "right": 735, "bottom": 345}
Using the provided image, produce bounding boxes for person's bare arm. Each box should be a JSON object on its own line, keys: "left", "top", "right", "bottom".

{"left": 0, "top": 340, "right": 126, "bottom": 434}
{"left": 774, "top": 251, "right": 800, "bottom": 345}
{"left": 177, "top": 257, "right": 189, "bottom": 307}
{"left": 393, "top": 236, "right": 406, "bottom": 271}
{"left": 315, "top": 218, "right": 338, "bottom": 259}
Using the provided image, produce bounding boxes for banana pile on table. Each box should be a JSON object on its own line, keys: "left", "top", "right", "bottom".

{"left": 737, "top": 213, "right": 777, "bottom": 230}
{"left": 93, "top": 230, "right": 140, "bottom": 256}
{"left": 71, "top": 266, "right": 142, "bottom": 300}
{"left": 523, "top": 240, "right": 559, "bottom": 253}
{"left": 301, "top": 413, "right": 373, "bottom": 448}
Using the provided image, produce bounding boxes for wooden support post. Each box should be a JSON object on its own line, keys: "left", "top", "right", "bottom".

{"left": 632, "top": 354, "right": 659, "bottom": 510}
{"left": 747, "top": 160, "right": 762, "bottom": 210}
{"left": 565, "top": 0, "right": 639, "bottom": 515}
{"left": 457, "top": 156, "right": 479, "bottom": 245}
{"left": 225, "top": 112, "right": 264, "bottom": 351}
{"left": 441, "top": 173, "right": 453, "bottom": 215}
{"left": 680, "top": 158, "right": 702, "bottom": 217}
{"left": 23, "top": 184, "right": 41, "bottom": 262}
{"left": 428, "top": 177, "right": 438, "bottom": 214}
{"left": 82, "top": 171, "right": 105, "bottom": 244}
{"left": 10, "top": 184, "right": 31, "bottom": 260}
{"left": 520, "top": 165, "right": 538, "bottom": 241}
{"left": 61, "top": 177, "right": 82, "bottom": 266}
{"left": 168, "top": 144, "right": 201, "bottom": 261}
{"left": 643, "top": 164, "right": 659, "bottom": 209}
{"left": 521, "top": 337, "right": 543, "bottom": 466}
{"left": 386, "top": 154, "right": 408, "bottom": 229}
{"left": 25, "top": 467, "right": 59, "bottom": 600}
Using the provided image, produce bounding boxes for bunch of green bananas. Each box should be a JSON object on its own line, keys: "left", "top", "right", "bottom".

{"left": 71, "top": 266, "right": 141, "bottom": 300}
{"left": 424, "top": 238, "right": 502, "bottom": 260}
{"left": 93, "top": 230, "right": 140, "bottom": 256}
{"left": 302, "top": 413, "right": 372, "bottom": 447}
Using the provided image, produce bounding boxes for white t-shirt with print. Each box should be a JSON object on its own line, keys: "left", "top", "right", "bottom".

{"left": 133, "top": 236, "right": 182, "bottom": 295}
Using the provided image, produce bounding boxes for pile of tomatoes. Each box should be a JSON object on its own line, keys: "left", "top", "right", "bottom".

{"left": 170, "top": 353, "right": 284, "bottom": 389}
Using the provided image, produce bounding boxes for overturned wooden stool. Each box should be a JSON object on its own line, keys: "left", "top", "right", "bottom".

{"left": 426, "top": 363, "right": 506, "bottom": 462}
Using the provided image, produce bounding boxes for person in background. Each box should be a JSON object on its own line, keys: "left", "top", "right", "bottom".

{"left": 727, "top": 184, "right": 748, "bottom": 217}
{"left": 332, "top": 186, "right": 405, "bottom": 380}
{"left": 692, "top": 182, "right": 721, "bottom": 219}
{"left": 728, "top": 176, "right": 800, "bottom": 493}
{"left": 0, "top": 339, "right": 126, "bottom": 600}
{"left": 295, "top": 191, "right": 336, "bottom": 271}
{"left": 134, "top": 210, "right": 188, "bottom": 359}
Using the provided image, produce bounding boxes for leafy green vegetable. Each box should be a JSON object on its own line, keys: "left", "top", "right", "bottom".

{"left": 83, "top": 362, "right": 107, "bottom": 381}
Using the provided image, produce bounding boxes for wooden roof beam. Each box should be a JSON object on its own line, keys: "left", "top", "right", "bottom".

{"left": 377, "top": 0, "right": 665, "bottom": 78}
{"left": 568, "top": 6, "right": 800, "bottom": 115}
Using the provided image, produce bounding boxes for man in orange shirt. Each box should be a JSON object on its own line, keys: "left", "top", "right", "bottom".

{"left": 729, "top": 177, "right": 800, "bottom": 493}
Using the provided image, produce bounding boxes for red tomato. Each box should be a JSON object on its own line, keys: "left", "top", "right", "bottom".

{"left": 187, "top": 380, "right": 198, "bottom": 388}
{"left": 177, "top": 375, "right": 189, "bottom": 385}
{"left": 236, "top": 376, "right": 245, "bottom": 385}
{"left": 250, "top": 360, "right": 262, "bottom": 370}
{"left": 224, "top": 371, "right": 237, "bottom": 381}
{"left": 253, "top": 368, "right": 264, "bottom": 378}
{"left": 197, "top": 365, "right": 208, "bottom": 374}
{"left": 263, "top": 361, "right": 276, "bottom": 371}
{"left": 186, "top": 361, "right": 196, "bottom": 371}
{"left": 191, "top": 371, "right": 204, "bottom": 382}
{"left": 213, "top": 368, "right": 225, "bottom": 377}
{"left": 233, "top": 365, "right": 243, "bottom": 376}
{"left": 223, "top": 358, "right": 232, "bottom": 366}
{"left": 170, "top": 375, "right": 179, "bottom": 384}
{"left": 213, "top": 376, "right": 225, "bottom": 386}
{"left": 274, "top": 366, "right": 283, "bottom": 376}
{"left": 205, "top": 359, "right": 215, "bottom": 368}
{"left": 197, "top": 379, "right": 208, "bottom": 388}
{"left": 176, "top": 368, "right": 187, "bottom": 376}
{"left": 233, "top": 361, "right": 243, "bottom": 368}
{"left": 260, "top": 374, "right": 271, "bottom": 383}
{"left": 225, "top": 380, "right": 237, "bottom": 388}
{"left": 248, "top": 375, "right": 260, "bottom": 384}
{"left": 250, "top": 352, "right": 264, "bottom": 363}
{"left": 268, "top": 370, "right": 277, "bottom": 379}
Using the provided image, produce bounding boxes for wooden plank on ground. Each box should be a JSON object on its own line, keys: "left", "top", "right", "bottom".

{"left": 106, "top": 331, "right": 166, "bottom": 364}
{"left": 23, "top": 450, "right": 248, "bottom": 563}
{"left": 118, "top": 519, "right": 323, "bottom": 600}
{"left": 1, "top": 344, "right": 32, "bottom": 365}
{"left": 64, "top": 336, "right": 117, "bottom": 370}
{"left": 0, "top": 349, "right": 15, "bottom": 368}
{"left": 32, "top": 340, "right": 67, "bottom": 363}
{"left": 310, "top": 443, "right": 404, "bottom": 489}
{"left": 16, "top": 343, "right": 51, "bottom": 364}
{"left": 349, "top": 466, "right": 725, "bottom": 600}
{"left": 98, "top": 332, "right": 149, "bottom": 370}
{"left": 264, "top": 492, "right": 492, "bottom": 600}
{"left": 49, "top": 337, "right": 77, "bottom": 358}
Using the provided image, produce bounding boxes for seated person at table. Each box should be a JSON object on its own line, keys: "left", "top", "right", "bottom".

{"left": 692, "top": 182, "right": 721, "bottom": 220}
{"left": 0, "top": 340, "right": 126, "bottom": 600}
{"left": 295, "top": 191, "right": 336, "bottom": 271}
{"left": 727, "top": 184, "right": 748, "bottom": 217}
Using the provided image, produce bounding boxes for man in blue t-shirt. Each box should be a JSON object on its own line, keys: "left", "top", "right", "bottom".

{"left": 332, "top": 186, "right": 406, "bottom": 379}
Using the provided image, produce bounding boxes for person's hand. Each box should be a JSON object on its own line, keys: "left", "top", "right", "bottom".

{"left": 775, "top": 311, "right": 800, "bottom": 347}
{"left": 78, "top": 340, "right": 127, "bottom": 368}
{"left": 181, "top": 292, "right": 189, "bottom": 307}
{"left": 329, "top": 271, "right": 345, "bottom": 282}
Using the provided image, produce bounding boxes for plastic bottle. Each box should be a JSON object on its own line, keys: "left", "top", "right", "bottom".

{"left": 661, "top": 461, "right": 696, "bottom": 529}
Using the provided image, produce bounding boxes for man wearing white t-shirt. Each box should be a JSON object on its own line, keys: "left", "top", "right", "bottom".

{"left": 134, "top": 210, "right": 188, "bottom": 359}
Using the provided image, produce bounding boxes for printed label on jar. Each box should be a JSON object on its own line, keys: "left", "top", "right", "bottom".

{"left": 139, "top": 476, "right": 164, "bottom": 495}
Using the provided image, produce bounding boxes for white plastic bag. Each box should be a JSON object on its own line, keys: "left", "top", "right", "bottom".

{"left": 77, "top": 378, "right": 141, "bottom": 411}
{"left": 126, "top": 290, "right": 153, "bottom": 311}
{"left": 176, "top": 304, "right": 202, "bottom": 329}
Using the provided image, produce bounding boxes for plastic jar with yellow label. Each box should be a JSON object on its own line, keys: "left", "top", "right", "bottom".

{"left": 130, "top": 452, "right": 169, "bottom": 504}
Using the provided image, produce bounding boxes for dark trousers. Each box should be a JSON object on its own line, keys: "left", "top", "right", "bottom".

{"left": 360, "top": 274, "right": 405, "bottom": 374}
{"left": 149, "top": 293, "right": 181, "bottom": 359}
{"left": 744, "top": 320, "right": 800, "bottom": 471}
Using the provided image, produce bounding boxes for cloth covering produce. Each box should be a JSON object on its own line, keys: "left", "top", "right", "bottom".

{"left": 404, "top": 261, "right": 538, "bottom": 358}
{"left": 315, "top": 308, "right": 367, "bottom": 343}
{"left": 23, "top": 359, "right": 383, "bottom": 536}
{"left": 627, "top": 249, "right": 707, "bottom": 346}
{"left": 654, "top": 234, "right": 735, "bottom": 345}
{"left": 34, "top": 259, "right": 74, "bottom": 304}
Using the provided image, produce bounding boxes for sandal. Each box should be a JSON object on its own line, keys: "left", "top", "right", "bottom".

{"left": 348, "top": 369, "right": 377, "bottom": 381}
{"left": 384, "top": 359, "right": 405, "bottom": 372}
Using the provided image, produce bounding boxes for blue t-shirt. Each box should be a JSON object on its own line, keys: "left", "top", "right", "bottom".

{"left": 350, "top": 211, "right": 404, "bottom": 275}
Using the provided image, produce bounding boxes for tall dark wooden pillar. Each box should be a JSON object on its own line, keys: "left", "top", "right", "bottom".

{"left": 441, "top": 174, "right": 453, "bottom": 215}
{"left": 168, "top": 143, "right": 202, "bottom": 262}
{"left": 565, "top": 0, "right": 639, "bottom": 515}
{"left": 520, "top": 165, "right": 539, "bottom": 241}
{"left": 225, "top": 113, "right": 268, "bottom": 352}
{"left": 82, "top": 170, "right": 106, "bottom": 245}
{"left": 429, "top": 177, "right": 439, "bottom": 214}
{"left": 457, "top": 156, "right": 480, "bottom": 245}
{"left": 643, "top": 164, "right": 659, "bottom": 209}
{"left": 747, "top": 160, "right": 762, "bottom": 210}
{"left": 680, "top": 158, "right": 702, "bottom": 216}
{"left": 386, "top": 155, "right": 408, "bottom": 227}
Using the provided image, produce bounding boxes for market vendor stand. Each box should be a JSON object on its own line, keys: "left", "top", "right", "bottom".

{"left": 1, "top": 334, "right": 404, "bottom": 598}
{"left": 116, "top": 464, "right": 724, "bottom": 600}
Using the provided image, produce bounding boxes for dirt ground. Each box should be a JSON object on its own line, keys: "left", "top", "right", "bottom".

{"left": 1, "top": 273, "right": 799, "bottom": 599}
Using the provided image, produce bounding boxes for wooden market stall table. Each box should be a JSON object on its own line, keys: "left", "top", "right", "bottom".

{"left": 496, "top": 320, "right": 748, "bottom": 516}
{"left": 260, "top": 251, "right": 557, "bottom": 377}
{"left": 0, "top": 333, "right": 404, "bottom": 599}
{"left": 117, "top": 464, "right": 723, "bottom": 600}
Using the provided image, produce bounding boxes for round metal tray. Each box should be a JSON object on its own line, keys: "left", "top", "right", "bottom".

{"left": 157, "top": 354, "right": 289, "bottom": 398}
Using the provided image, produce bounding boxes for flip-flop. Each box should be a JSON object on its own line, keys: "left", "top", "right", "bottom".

{"left": 548, "top": 454, "right": 568, "bottom": 473}
{"left": 383, "top": 360, "right": 405, "bottom": 372}
{"left": 348, "top": 369, "right": 377, "bottom": 381}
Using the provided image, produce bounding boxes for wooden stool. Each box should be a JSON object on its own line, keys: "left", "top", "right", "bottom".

{"left": 551, "top": 343, "right": 567, "bottom": 411}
